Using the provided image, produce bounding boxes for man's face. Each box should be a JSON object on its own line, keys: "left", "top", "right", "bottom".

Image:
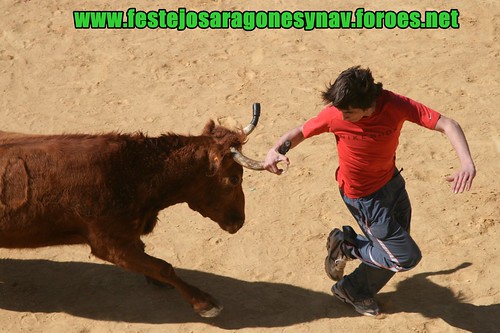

{"left": 339, "top": 106, "right": 375, "bottom": 122}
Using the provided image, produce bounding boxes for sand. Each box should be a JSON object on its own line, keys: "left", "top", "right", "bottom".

{"left": 0, "top": 0, "right": 498, "bottom": 332}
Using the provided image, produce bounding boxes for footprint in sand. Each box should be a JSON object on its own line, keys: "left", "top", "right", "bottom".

{"left": 251, "top": 47, "right": 264, "bottom": 65}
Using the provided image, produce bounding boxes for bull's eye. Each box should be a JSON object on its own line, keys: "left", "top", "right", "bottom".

{"left": 229, "top": 175, "right": 240, "bottom": 185}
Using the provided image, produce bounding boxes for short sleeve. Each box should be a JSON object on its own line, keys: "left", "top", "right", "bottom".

{"left": 302, "top": 107, "right": 335, "bottom": 138}
{"left": 392, "top": 93, "right": 441, "bottom": 129}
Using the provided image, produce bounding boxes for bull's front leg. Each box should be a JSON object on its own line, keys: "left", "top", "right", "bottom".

{"left": 145, "top": 276, "right": 174, "bottom": 289}
{"left": 89, "top": 239, "right": 223, "bottom": 317}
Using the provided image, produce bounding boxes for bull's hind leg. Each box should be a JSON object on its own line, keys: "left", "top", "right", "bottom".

{"left": 89, "top": 238, "right": 223, "bottom": 317}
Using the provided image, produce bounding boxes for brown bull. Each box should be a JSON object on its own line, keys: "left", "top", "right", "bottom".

{"left": 0, "top": 107, "right": 266, "bottom": 317}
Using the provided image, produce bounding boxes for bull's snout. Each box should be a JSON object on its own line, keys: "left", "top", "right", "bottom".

{"left": 220, "top": 219, "right": 244, "bottom": 234}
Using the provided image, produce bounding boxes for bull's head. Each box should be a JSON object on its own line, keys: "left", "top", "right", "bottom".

{"left": 187, "top": 104, "right": 266, "bottom": 234}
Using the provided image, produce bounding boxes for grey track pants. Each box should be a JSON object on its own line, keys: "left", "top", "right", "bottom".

{"left": 339, "top": 169, "right": 422, "bottom": 299}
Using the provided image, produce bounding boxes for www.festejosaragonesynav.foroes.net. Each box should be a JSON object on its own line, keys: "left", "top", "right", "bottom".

{"left": 73, "top": 7, "right": 460, "bottom": 30}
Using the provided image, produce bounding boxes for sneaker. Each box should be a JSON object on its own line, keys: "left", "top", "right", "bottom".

{"left": 324, "top": 228, "right": 350, "bottom": 281}
{"left": 332, "top": 283, "right": 380, "bottom": 316}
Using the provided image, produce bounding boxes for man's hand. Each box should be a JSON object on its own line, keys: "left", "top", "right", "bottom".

{"left": 445, "top": 164, "right": 476, "bottom": 193}
{"left": 264, "top": 149, "right": 289, "bottom": 175}
{"left": 263, "top": 126, "right": 304, "bottom": 175}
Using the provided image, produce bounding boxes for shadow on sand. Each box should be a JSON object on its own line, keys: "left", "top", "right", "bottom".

{"left": 378, "top": 262, "right": 499, "bottom": 333}
{"left": 0, "top": 258, "right": 353, "bottom": 329}
{"left": 0, "top": 259, "right": 497, "bottom": 331}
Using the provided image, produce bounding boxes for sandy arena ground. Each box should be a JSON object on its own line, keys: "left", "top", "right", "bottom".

{"left": 1, "top": 1, "right": 499, "bottom": 332}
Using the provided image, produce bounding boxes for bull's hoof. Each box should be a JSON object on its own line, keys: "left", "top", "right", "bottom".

{"left": 198, "top": 303, "right": 223, "bottom": 318}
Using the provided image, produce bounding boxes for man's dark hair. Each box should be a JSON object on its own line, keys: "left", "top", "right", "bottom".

{"left": 321, "top": 66, "right": 383, "bottom": 110}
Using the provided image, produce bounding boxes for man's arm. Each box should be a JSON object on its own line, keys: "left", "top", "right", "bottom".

{"left": 434, "top": 115, "right": 476, "bottom": 193}
{"left": 264, "top": 125, "right": 305, "bottom": 174}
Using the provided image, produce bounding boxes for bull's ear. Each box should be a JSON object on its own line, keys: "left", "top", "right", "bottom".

{"left": 203, "top": 120, "right": 216, "bottom": 135}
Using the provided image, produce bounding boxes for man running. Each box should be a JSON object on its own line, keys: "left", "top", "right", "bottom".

{"left": 263, "top": 66, "right": 476, "bottom": 316}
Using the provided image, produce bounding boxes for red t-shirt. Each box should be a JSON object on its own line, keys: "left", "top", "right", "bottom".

{"left": 302, "top": 90, "right": 441, "bottom": 198}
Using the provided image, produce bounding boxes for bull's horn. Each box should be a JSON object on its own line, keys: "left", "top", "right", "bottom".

{"left": 233, "top": 103, "right": 265, "bottom": 170}
{"left": 230, "top": 147, "right": 265, "bottom": 170}
{"left": 242, "top": 103, "right": 261, "bottom": 135}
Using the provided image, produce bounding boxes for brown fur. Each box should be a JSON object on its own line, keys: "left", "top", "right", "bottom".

{"left": 0, "top": 122, "right": 248, "bottom": 317}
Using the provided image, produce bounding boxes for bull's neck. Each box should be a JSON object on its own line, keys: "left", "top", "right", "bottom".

{"left": 146, "top": 134, "right": 214, "bottom": 208}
